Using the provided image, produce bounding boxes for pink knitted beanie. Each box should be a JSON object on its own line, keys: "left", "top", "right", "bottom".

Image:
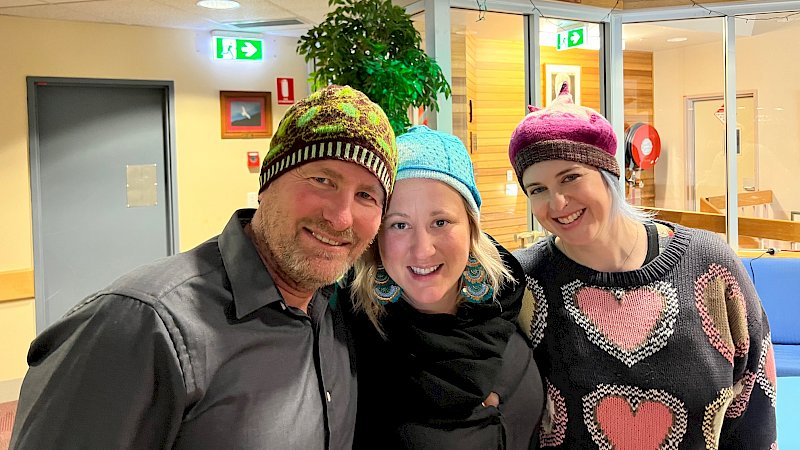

{"left": 508, "top": 82, "right": 619, "bottom": 187}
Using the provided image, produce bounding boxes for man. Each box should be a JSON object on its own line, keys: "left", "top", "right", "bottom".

{"left": 10, "top": 85, "right": 398, "bottom": 449}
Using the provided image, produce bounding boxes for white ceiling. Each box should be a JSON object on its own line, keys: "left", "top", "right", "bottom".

{"left": 2, "top": 0, "right": 798, "bottom": 46}
{"left": 0, "top": 0, "right": 325, "bottom": 36}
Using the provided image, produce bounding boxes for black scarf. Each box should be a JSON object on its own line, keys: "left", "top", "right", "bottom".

{"left": 377, "top": 243, "right": 525, "bottom": 421}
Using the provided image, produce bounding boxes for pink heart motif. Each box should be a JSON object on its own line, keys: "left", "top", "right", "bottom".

{"left": 757, "top": 336, "right": 778, "bottom": 407}
{"left": 583, "top": 385, "right": 687, "bottom": 450}
{"left": 596, "top": 397, "right": 673, "bottom": 450}
{"left": 765, "top": 344, "right": 777, "bottom": 386}
{"left": 577, "top": 287, "right": 663, "bottom": 351}
{"left": 564, "top": 281, "right": 678, "bottom": 367}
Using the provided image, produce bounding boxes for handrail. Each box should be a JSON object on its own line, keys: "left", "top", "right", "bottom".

{"left": 644, "top": 207, "right": 800, "bottom": 242}
{"left": 0, "top": 269, "right": 34, "bottom": 303}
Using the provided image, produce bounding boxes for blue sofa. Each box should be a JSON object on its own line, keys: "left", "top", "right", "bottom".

{"left": 742, "top": 256, "right": 800, "bottom": 448}
{"left": 741, "top": 256, "right": 800, "bottom": 377}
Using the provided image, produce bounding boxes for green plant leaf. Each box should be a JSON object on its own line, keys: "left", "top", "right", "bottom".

{"left": 298, "top": 0, "right": 450, "bottom": 135}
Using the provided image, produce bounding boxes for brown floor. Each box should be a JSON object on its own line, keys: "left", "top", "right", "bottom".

{"left": 0, "top": 401, "right": 17, "bottom": 450}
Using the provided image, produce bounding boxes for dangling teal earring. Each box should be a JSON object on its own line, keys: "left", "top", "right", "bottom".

{"left": 373, "top": 265, "right": 402, "bottom": 305}
{"left": 461, "top": 255, "right": 493, "bottom": 303}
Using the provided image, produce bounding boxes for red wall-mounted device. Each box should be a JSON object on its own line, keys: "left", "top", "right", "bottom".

{"left": 247, "top": 151, "right": 260, "bottom": 168}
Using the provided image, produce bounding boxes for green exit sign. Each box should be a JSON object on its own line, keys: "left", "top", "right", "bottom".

{"left": 214, "top": 36, "right": 263, "bottom": 61}
{"left": 556, "top": 27, "right": 586, "bottom": 51}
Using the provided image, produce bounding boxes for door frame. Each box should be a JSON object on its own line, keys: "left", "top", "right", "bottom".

{"left": 684, "top": 90, "right": 758, "bottom": 211}
{"left": 27, "top": 77, "right": 179, "bottom": 331}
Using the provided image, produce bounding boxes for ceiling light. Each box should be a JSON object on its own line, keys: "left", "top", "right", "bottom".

{"left": 666, "top": 37, "right": 688, "bottom": 43}
{"left": 197, "top": 0, "right": 240, "bottom": 9}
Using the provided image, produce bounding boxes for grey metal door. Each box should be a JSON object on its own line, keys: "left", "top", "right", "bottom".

{"left": 28, "top": 78, "right": 178, "bottom": 332}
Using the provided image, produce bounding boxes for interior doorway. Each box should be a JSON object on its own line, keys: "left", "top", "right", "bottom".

{"left": 28, "top": 77, "right": 179, "bottom": 332}
{"left": 686, "top": 93, "right": 757, "bottom": 211}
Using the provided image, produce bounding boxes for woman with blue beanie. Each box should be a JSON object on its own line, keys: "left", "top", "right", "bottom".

{"left": 342, "top": 125, "right": 544, "bottom": 449}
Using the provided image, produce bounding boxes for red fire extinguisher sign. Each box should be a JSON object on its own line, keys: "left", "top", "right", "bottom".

{"left": 277, "top": 77, "right": 294, "bottom": 105}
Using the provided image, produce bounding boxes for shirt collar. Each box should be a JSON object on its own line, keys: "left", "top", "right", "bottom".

{"left": 218, "top": 209, "right": 284, "bottom": 319}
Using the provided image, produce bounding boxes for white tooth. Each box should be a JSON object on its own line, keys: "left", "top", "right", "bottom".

{"left": 557, "top": 210, "right": 582, "bottom": 224}
{"left": 312, "top": 232, "right": 342, "bottom": 246}
{"left": 411, "top": 265, "right": 438, "bottom": 275}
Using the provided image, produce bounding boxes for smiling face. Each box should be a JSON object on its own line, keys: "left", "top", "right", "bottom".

{"left": 251, "top": 159, "right": 385, "bottom": 292}
{"left": 378, "top": 178, "right": 472, "bottom": 314}
{"left": 521, "top": 159, "right": 614, "bottom": 248}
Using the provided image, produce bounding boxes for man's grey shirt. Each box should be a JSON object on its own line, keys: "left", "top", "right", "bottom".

{"left": 11, "top": 209, "right": 357, "bottom": 449}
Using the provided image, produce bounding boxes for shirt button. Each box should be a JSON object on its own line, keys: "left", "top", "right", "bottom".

{"left": 326, "top": 391, "right": 332, "bottom": 402}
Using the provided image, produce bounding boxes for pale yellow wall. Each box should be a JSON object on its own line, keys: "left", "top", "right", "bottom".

{"left": 653, "top": 22, "right": 800, "bottom": 220}
{"left": 0, "top": 300, "right": 36, "bottom": 381}
{"left": 735, "top": 25, "right": 800, "bottom": 220}
{"left": 0, "top": 15, "right": 308, "bottom": 382}
{"left": 652, "top": 37, "right": 724, "bottom": 210}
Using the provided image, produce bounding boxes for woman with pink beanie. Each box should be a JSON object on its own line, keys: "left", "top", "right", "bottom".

{"left": 509, "top": 83, "right": 777, "bottom": 449}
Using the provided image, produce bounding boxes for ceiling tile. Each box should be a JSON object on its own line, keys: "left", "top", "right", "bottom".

{"left": 0, "top": 3, "right": 106, "bottom": 22}
{"left": 0, "top": 0, "right": 45, "bottom": 7}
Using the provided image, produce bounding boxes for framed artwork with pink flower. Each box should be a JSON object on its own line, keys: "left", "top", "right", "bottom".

{"left": 545, "top": 64, "right": 581, "bottom": 106}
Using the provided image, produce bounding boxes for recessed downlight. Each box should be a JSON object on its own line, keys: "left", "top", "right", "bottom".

{"left": 666, "top": 37, "right": 688, "bottom": 43}
{"left": 197, "top": 0, "right": 240, "bottom": 9}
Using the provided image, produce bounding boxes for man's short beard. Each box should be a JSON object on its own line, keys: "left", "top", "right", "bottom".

{"left": 268, "top": 240, "right": 351, "bottom": 291}
{"left": 258, "top": 212, "right": 361, "bottom": 292}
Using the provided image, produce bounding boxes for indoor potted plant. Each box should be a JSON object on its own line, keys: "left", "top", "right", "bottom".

{"left": 298, "top": 0, "right": 451, "bottom": 135}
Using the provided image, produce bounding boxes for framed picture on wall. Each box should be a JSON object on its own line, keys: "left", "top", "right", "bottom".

{"left": 545, "top": 64, "right": 581, "bottom": 106}
{"left": 220, "top": 91, "right": 272, "bottom": 139}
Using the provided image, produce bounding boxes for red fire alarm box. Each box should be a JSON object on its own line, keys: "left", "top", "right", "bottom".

{"left": 277, "top": 77, "right": 295, "bottom": 105}
{"left": 247, "top": 152, "right": 260, "bottom": 168}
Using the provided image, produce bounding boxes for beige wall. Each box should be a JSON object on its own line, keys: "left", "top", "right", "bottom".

{"left": 735, "top": 25, "right": 800, "bottom": 220}
{"left": 0, "top": 301, "right": 35, "bottom": 381}
{"left": 0, "top": 15, "right": 308, "bottom": 381}
{"left": 652, "top": 37, "right": 724, "bottom": 210}
{"left": 653, "top": 23, "right": 800, "bottom": 221}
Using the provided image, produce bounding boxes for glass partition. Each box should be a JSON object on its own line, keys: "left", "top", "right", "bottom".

{"left": 449, "top": 9, "right": 527, "bottom": 251}
{"left": 735, "top": 12, "right": 800, "bottom": 250}
{"left": 622, "top": 18, "right": 729, "bottom": 237}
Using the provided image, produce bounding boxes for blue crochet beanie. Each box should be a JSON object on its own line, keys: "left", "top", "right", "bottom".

{"left": 395, "top": 126, "right": 481, "bottom": 217}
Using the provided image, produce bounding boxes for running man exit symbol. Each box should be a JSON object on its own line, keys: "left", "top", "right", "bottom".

{"left": 214, "top": 37, "right": 263, "bottom": 61}
{"left": 556, "top": 27, "right": 586, "bottom": 51}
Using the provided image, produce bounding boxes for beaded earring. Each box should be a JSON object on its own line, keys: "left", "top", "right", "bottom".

{"left": 461, "top": 254, "right": 493, "bottom": 303}
{"left": 372, "top": 265, "right": 402, "bottom": 305}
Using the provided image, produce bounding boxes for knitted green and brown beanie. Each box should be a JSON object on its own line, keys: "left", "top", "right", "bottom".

{"left": 259, "top": 85, "right": 398, "bottom": 199}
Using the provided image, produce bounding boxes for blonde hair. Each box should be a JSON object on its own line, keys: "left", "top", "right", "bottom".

{"left": 351, "top": 197, "right": 514, "bottom": 335}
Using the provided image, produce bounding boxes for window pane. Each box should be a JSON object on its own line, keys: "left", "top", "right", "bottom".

{"left": 623, "top": 18, "right": 728, "bottom": 239}
{"left": 736, "top": 12, "right": 800, "bottom": 250}
{"left": 451, "top": 9, "right": 526, "bottom": 250}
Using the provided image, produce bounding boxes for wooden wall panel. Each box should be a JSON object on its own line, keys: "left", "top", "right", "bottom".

{"left": 451, "top": 33, "right": 468, "bottom": 146}
{"left": 466, "top": 34, "right": 477, "bottom": 154}
{"left": 622, "top": 51, "right": 655, "bottom": 207}
{"left": 471, "top": 39, "right": 528, "bottom": 250}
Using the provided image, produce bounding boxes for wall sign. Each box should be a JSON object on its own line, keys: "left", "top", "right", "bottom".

{"left": 214, "top": 36, "right": 263, "bottom": 61}
{"left": 556, "top": 26, "right": 586, "bottom": 51}
{"left": 277, "top": 77, "right": 295, "bottom": 105}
